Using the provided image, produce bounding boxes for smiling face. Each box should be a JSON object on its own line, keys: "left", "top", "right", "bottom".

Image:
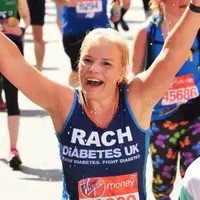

{"left": 78, "top": 28, "right": 129, "bottom": 100}
{"left": 79, "top": 40, "right": 122, "bottom": 99}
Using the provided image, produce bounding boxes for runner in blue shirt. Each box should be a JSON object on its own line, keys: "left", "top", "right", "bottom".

{"left": 53, "top": 0, "right": 121, "bottom": 87}
{"left": 132, "top": 0, "right": 200, "bottom": 199}
{"left": 0, "top": 1, "right": 200, "bottom": 199}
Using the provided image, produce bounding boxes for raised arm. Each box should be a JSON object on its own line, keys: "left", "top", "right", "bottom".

{"left": 128, "top": 1, "right": 200, "bottom": 129}
{"left": 0, "top": 33, "right": 74, "bottom": 131}
{"left": 143, "top": 3, "right": 200, "bottom": 105}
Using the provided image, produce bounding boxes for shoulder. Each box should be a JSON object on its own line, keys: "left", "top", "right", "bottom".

{"left": 134, "top": 21, "right": 149, "bottom": 38}
{"left": 132, "top": 21, "right": 149, "bottom": 53}
{"left": 133, "top": 16, "right": 159, "bottom": 43}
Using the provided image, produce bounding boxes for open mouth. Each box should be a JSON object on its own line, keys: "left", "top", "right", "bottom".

{"left": 86, "top": 78, "right": 104, "bottom": 87}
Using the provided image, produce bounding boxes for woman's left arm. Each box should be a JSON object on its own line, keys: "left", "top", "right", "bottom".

{"left": 128, "top": 2, "right": 200, "bottom": 129}
{"left": 139, "top": 4, "right": 200, "bottom": 105}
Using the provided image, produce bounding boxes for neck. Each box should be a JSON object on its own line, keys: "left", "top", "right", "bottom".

{"left": 80, "top": 87, "right": 119, "bottom": 128}
{"left": 84, "top": 88, "right": 118, "bottom": 115}
{"left": 162, "top": 12, "right": 180, "bottom": 38}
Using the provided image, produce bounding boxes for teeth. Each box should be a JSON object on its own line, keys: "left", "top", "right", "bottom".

{"left": 87, "top": 78, "right": 101, "bottom": 82}
{"left": 86, "top": 78, "right": 104, "bottom": 86}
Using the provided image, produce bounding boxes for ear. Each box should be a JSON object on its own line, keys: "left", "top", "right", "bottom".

{"left": 118, "top": 65, "right": 126, "bottom": 83}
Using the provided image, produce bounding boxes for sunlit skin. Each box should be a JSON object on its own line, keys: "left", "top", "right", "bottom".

{"left": 132, "top": 1, "right": 197, "bottom": 199}
{"left": 79, "top": 40, "right": 123, "bottom": 104}
{"left": 0, "top": 0, "right": 200, "bottom": 133}
{"left": 132, "top": 0, "right": 190, "bottom": 75}
{"left": 0, "top": 4, "right": 200, "bottom": 198}
{"left": 160, "top": 0, "right": 189, "bottom": 35}
{"left": 76, "top": 39, "right": 126, "bottom": 128}
{"left": 162, "top": 0, "right": 189, "bottom": 15}
{"left": 161, "top": 0, "right": 189, "bottom": 18}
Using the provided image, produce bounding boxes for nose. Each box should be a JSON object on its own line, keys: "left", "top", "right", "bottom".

{"left": 88, "top": 62, "right": 100, "bottom": 73}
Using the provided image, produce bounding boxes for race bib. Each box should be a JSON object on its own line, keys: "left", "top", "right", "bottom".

{"left": 161, "top": 74, "right": 199, "bottom": 105}
{"left": 78, "top": 173, "right": 139, "bottom": 200}
{"left": 76, "top": 0, "right": 103, "bottom": 18}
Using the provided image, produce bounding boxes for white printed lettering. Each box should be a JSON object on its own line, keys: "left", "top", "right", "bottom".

{"left": 117, "top": 127, "right": 133, "bottom": 144}
{"left": 101, "top": 131, "right": 116, "bottom": 146}
{"left": 106, "top": 179, "right": 135, "bottom": 190}
{"left": 113, "top": 148, "right": 122, "bottom": 158}
{"left": 86, "top": 131, "right": 101, "bottom": 147}
{"left": 71, "top": 128, "right": 86, "bottom": 145}
{"left": 124, "top": 144, "right": 139, "bottom": 156}
{"left": 62, "top": 146, "right": 122, "bottom": 159}
{"left": 71, "top": 127, "right": 133, "bottom": 147}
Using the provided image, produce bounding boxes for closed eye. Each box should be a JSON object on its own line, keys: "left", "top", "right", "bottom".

{"left": 83, "top": 58, "right": 93, "bottom": 64}
{"left": 102, "top": 61, "right": 112, "bottom": 67}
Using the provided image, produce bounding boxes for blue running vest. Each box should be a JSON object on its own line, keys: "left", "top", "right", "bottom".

{"left": 62, "top": 0, "right": 110, "bottom": 35}
{"left": 57, "top": 84, "right": 150, "bottom": 200}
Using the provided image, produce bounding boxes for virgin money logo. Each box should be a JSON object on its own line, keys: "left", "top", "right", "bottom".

{"left": 79, "top": 177, "right": 105, "bottom": 198}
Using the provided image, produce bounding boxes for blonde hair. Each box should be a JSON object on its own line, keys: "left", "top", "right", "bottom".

{"left": 149, "top": 0, "right": 164, "bottom": 15}
{"left": 79, "top": 28, "right": 130, "bottom": 84}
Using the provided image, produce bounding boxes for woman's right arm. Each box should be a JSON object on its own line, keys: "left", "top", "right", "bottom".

{"left": 0, "top": 33, "right": 74, "bottom": 130}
